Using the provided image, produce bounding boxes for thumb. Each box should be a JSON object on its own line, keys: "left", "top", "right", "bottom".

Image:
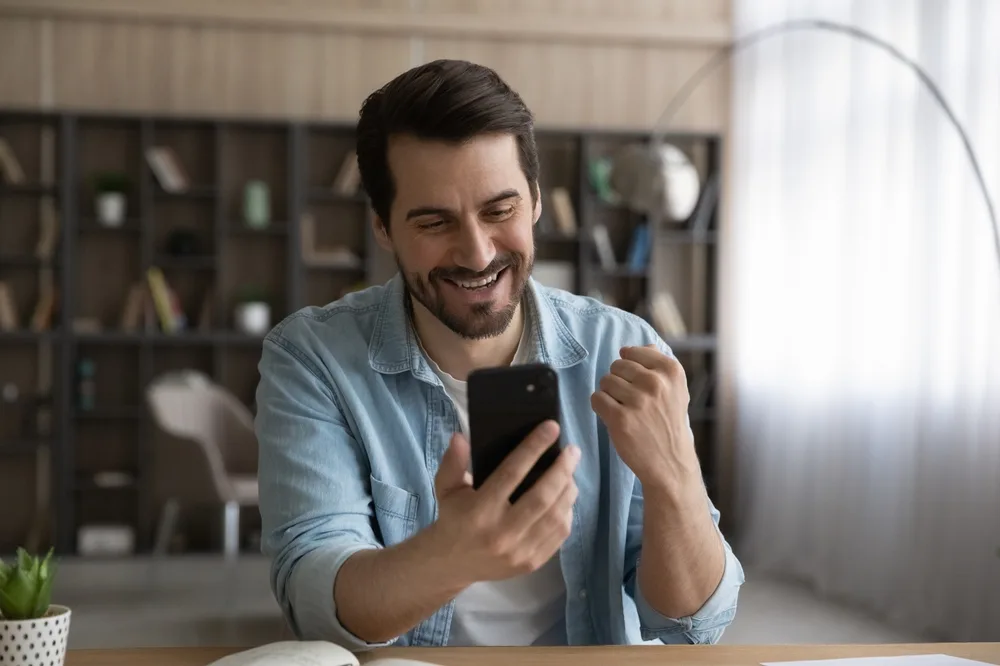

{"left": 435, "top": 433, "right": 472, "bottom": 496}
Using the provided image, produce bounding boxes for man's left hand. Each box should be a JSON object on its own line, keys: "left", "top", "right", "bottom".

{"left": 590, "top": 345, "right": 702, "bottom": 492}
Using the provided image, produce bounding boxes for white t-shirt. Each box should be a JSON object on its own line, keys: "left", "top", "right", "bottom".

{"left": 421, "top": 318, "right": 568, "bottom": 646}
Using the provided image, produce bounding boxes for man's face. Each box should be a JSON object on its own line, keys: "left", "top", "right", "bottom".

{"left": 375, "top": 132, "right": 540, "bottom": 340}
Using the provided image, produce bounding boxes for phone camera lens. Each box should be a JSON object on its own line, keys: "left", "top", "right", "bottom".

{"left": 526, "top": 383, "right": 535, "bottom": 393}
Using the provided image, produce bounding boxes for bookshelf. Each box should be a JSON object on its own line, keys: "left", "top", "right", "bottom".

{"left": 0, "top": 109, "right": 723, "bottom": 555}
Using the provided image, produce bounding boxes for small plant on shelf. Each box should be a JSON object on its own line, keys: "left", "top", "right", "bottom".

{"left": 93, "top": 171, "right": 130, "bottom": 227}
{"left": 234, "top": 285, "right": 271, "bottom": 337}
{"left": 0, "top": 547, "right": 72, "bottom": 665}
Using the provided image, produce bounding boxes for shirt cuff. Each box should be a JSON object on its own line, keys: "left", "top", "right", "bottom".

{"left": 287, "top": 542, "right": 397, "bottom": 651}
{"left": 633, "top": 535, "right": 745, "bottom": 644}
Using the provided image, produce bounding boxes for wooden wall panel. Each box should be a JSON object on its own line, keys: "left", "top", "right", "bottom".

{"left": 0, "top": 1, "right": 731, "bottom": 130}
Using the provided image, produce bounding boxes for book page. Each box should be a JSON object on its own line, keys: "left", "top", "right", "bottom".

{"left": 207, "top": 641, "right": 358, "bottom": 666}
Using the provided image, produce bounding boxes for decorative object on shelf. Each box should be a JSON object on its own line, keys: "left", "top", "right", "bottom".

{"left": 93, "top": 172, "right": 129, "bottom": 227}
{"left": 243, "top": 180, "right": 271, "bottom": 229}
{"left": 233, "top": 285, "right": 271, "bottom": 336}
{"left": 331, "top": 152, "right": 361, "bottom": 195}
{"left": 300, "top": 213, "right": 362, "bottom": 268}
{"left": 75, "top": 358, "right": 95, "bottom": 412}
{"left": 0, "top": 547, "right": 71, "bottom": 666}
{"left": 29, "top": 282, "right": 57, "bottom": 332}
{"left": 607, "top": 142, "right": 700, "bottom": 222}
{"left": 145, "top": 146, "right": 188, "bottom": 193}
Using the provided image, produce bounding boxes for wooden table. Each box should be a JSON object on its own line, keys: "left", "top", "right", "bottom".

{"left": 65, "top": 643, "right": 1000, "bottom": 666}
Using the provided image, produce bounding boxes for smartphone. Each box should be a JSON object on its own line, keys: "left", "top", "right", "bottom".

{"left": 467, "top": 363, "right": 562, "bottom": 503}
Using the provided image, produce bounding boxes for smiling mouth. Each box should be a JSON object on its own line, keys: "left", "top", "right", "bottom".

{"left": 445, "top": 266, "right": 507, "bottom": 290}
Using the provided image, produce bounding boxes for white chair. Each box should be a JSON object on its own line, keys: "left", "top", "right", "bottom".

{"left": 145, "top": 370, "right": 258, "bottom": 558}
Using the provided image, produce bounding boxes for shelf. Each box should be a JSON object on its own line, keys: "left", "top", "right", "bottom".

{"left": 536, "top": 232, "right": 580, "bottom": 244}
{"left": 78, "top": 218, "right": 142, "bottom": 234}
{"left": 599, "top": 266, "right": 647, "bottom": 278}
{"left": 154, "top": 255, "right": 216, "bottom": 270}
{"left": 72, "top": 330, "right": 265, "bottom": 345}
{"left": 0, "top": 330, "right": 59, "bottom": 343}
{"left": 153, "top": 185, "right": 216, "bottom": 200}
{"left": 0, "top": 254, "right": 58, "bottom": 268}
{"left": 75, "top": 406, "right": 142, "bottom": 420}
{"left": 660, "top": 229, "right": 717, "bottom": 244}
{"left": 0, "top": 439, "right": 49, "bottom": 454}
{"left": 0, "top": 183, "right": 58, "bottom": 197}
{"left": 229, "top": 223, "right": 288, "bottom": 236}
{"left": 308, "top": 189, "right": 367, "bottom": 204}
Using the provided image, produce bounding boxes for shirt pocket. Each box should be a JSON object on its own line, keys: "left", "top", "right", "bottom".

{"left": 369, "top": 474, "right": 420, "bottom": 545}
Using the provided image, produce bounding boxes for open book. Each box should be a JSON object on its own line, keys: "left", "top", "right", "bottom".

{"left": 208, "top": 641, "right": 440, "bottom": 666}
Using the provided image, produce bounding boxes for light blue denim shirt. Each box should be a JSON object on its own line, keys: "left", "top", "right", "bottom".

{"left": 254, "top": 273, "right": 744, "bottom": 650}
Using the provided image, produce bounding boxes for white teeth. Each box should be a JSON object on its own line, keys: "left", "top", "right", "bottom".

{"left": 454, "top": 272, "right": 499, "bottom": 289}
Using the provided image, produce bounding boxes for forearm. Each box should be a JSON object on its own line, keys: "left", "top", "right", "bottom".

{"left": 333, "top": 525, "right": 467, "bottom": 644}
{"left": 637, "top": 480, "right": 725, "bottom": 619}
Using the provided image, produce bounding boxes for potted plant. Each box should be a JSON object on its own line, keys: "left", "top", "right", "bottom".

{"left": 0, "top": 548, "right": 70, "bottom": 666}
{"left": 93, "top": 172, "right": 129, "bottom": 227}
{"left": 233, "top": 285, "right": 271, "bottom": 337}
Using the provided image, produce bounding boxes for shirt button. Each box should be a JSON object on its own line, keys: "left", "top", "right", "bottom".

{"left": 579, "top": 589, "right": 587, "bottom": 599}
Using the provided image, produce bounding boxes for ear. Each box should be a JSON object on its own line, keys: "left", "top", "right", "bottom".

{"left": 372, "top": 215, "right": 392, "bottom": 252}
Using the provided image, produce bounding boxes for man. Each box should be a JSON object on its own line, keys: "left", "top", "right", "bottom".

{"left": 254, "top": 59, "right": 743, "bottom": 650}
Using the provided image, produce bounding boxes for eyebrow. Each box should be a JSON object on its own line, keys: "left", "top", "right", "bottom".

{"left": 405, "top": 189, "right": 522, "bottom": 221}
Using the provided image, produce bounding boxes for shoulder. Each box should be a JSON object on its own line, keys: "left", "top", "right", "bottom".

{"left": 260, "top": 283, "right": 385, "bottom": 369}
{"left": 532, "top": 282, "right": 668, "bottom": 353}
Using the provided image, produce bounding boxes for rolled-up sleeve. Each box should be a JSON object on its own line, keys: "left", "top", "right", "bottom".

{"left": 254, "top": 330, "right": 395, "bottom": 651}
{"left": 623, "top": 479, "right": 745, "bottom": 644}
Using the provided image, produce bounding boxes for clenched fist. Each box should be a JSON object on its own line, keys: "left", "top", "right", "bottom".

{"left": 590, "top": 344, "right": 702, "bottom": 491}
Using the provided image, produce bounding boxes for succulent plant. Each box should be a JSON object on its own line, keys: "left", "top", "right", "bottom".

{"left": 0, "top": 548, "right": 57, "bottom": 621}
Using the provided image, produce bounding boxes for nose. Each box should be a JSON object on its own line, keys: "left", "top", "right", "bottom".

{"left": 453, "top": 221, "right": 496, "bottom": 273}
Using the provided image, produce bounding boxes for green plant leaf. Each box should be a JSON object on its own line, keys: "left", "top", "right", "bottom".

{"left": 15, "top": 547, "right": 31, "bottom": 572}
{"left": 0, "top": 557, "right": 9, "bottom": 589}
{"left": 31, "top": 567, "right": 54, "bottom": 618}
{"left": 0, "top": 567, "right": 36, "bottom": 620}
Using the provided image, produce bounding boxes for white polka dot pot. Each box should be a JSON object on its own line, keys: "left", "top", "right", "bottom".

{"left": 0, "top": 605, "right": 71, "bottom": 666}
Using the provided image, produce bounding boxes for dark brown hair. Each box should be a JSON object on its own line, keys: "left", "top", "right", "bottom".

{"left": 355, "top": 59, "right": 539, "bottom": 231}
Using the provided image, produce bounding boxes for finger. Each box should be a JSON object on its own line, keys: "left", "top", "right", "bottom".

{"left": 435, "top": 433, "right": 472, "bottom": 496}
{"left": 591, "top": 389, "right": 624, "bottom": 425}
{"left": 609, "top": 358, "right": 646, "bottom": 383}
{"left": 480, "top": 420, "right": 561, "bottom": 501}
{"left": 620, "top": 345, "right": 672, "bottom": 372}
{"left": 518, "top": 480, "right": 577, "bottom": 570}
{"left": 504, "top": 444, "right": 579, "bottom": 531}
{"left": 599, "top": 372, "right": 643, "bottom": 406}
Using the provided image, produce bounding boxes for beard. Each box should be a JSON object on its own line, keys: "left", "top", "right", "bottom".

{"left": 397, "top": 250, "right": 533, "bottom": 340}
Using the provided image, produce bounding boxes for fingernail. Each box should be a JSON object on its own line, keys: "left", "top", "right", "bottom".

{"left": 543, "top": 420, "right": 559, "bottom": 436}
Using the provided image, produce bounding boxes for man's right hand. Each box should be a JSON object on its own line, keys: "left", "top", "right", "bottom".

{"left": 427, "top": 420, "right": 581, "bottom": 587}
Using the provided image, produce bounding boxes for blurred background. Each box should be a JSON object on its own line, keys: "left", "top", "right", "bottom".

{"left": 0, "top": 0, "right": 997, "bottom": 651}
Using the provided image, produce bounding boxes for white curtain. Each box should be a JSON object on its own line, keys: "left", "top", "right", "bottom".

{"left": 729, "top": 0, "right": 1000, "bottom": 641}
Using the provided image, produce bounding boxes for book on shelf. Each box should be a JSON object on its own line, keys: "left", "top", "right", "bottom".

{"left": 549, "top": 186, "right": 578, "bottom": 236}
{"left": 29, "top": 282, "right": 56, "bottom": 331}
{"left": 146, "top": 146, "right": 189, "bottom": 193}
{"left": 146, "top": 267, "right": 187, "bottom": 332}
{"left": 625, "top": 221, "right": 651, "bottom": 271}
{"left": 331, "top": 152, "right": 361, "bottom": 195}
{"left": 650, "top": 291, "right": 687, "bottom": 338}
{"left": 0, "top": 138, "right": 25, "bottom": 184}
{"left": 591, "top": 224, "right": 617, "bottom": 269}
{"left": 0, "top": 282, "right": 18, "bottom": 330}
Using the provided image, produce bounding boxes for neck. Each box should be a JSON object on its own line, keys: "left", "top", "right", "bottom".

{"left": 411, "top": 300, "right": 525, "bottom": 381}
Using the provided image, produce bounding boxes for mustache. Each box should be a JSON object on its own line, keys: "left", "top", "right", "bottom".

{"left": 430, "top": 254, "right": 520, "bottom": 282}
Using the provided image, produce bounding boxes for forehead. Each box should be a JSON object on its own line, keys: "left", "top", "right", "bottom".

{"left": 386, "top": 132, "right": 525, "bottom": 206}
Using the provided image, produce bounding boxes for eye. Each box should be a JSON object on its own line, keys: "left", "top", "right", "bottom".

{"left": 486, "top": 206, "right": 515, "bottom": 220}
{"left": 418, "top": 219, "right": 445, "bottom": 230}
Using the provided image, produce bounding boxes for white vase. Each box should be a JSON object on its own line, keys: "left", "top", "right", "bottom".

{"left": 234, "top": 302, "right": 270, "bottom": 336}
{"left": 0, "top": 604, "right": 71, "bottom": 666}
{"left": 96, "top": 192, "right": 126, "bottom": 227}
